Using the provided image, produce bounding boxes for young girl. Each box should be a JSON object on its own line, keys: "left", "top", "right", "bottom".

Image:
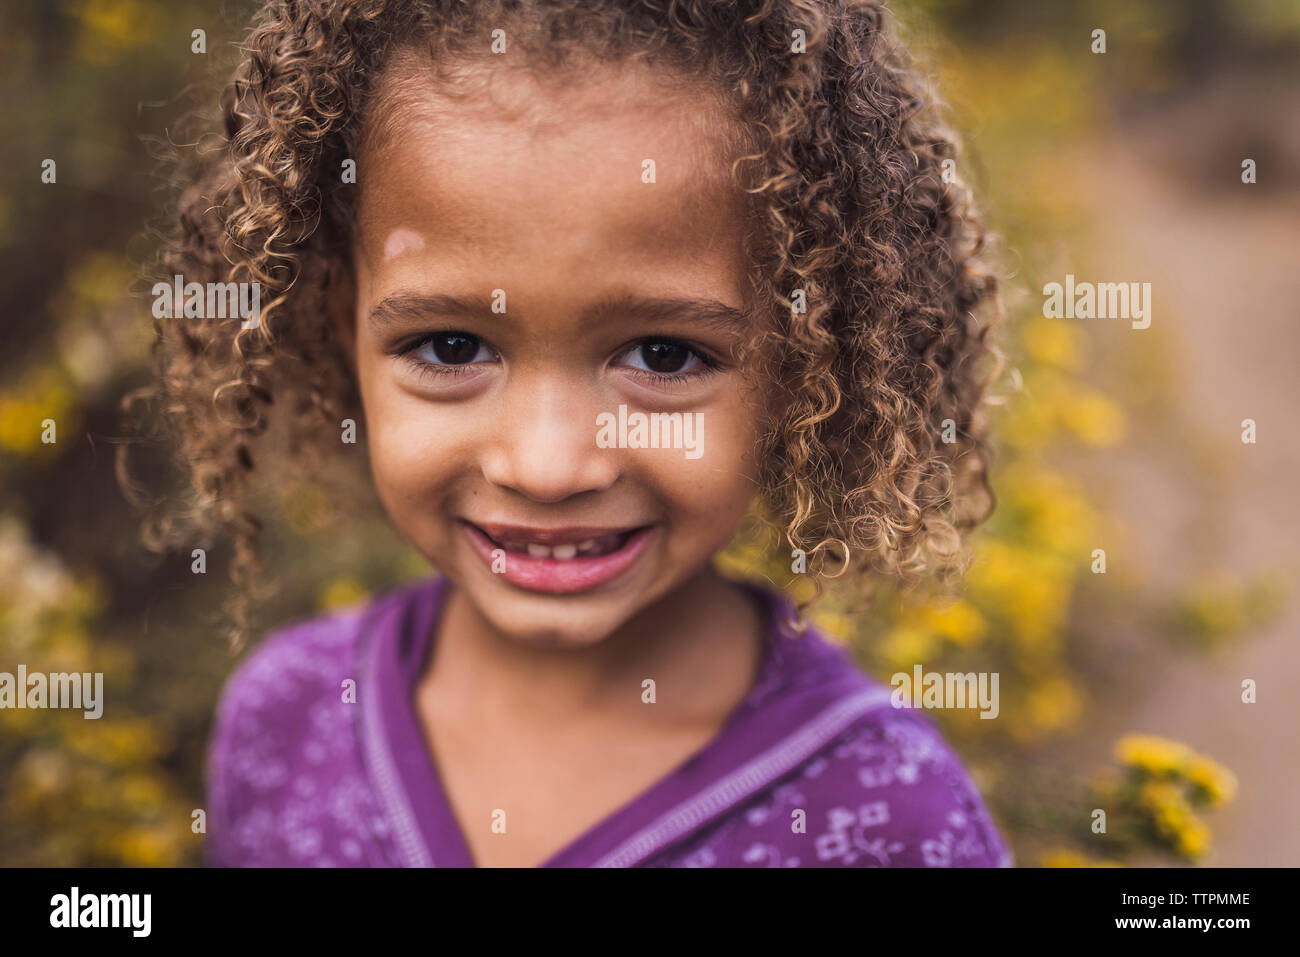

{"left": 134, "top": 0, "right": 1011, "bottom": 867}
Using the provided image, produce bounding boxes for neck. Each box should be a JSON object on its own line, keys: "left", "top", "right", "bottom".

{"left": 422, "top": 567, "right": 765, "bottom": 731}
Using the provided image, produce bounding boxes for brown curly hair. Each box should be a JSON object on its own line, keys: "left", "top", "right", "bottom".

{"left": 119, "top": 0, "right": 1002, "bottom": 649}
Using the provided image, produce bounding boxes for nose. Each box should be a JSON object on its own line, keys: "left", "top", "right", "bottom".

{"left": 479, "top": 376, "right": 620, "bottom": 504}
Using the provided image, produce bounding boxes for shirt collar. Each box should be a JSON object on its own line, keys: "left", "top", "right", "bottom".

{"left": 357, "top": 576, "right": 890, "bottom": 867}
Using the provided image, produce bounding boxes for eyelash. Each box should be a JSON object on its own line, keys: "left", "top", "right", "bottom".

{"left": 621, "top": 339, "right": 721, "bottom": 387}
{"left": 395, "top": 336, "right": 489, "bottom": 383}
{"left": 395, "top": 334, "right": 721, "bottom": 386}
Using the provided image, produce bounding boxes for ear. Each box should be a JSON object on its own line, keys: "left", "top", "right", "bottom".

{"left": 329, "top": 260, "right": 359, "bottom": 373}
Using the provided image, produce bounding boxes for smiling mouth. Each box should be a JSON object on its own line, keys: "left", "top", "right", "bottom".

{"left": 465, "top": 522, "right": 645, "bottom": 560}
{"left": 459, "top": 519, "right": 657, "bottom": 594}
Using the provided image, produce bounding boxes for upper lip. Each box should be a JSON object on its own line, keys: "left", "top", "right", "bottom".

{"left": 464, "top": 520, "right": 649, "bottom": 546}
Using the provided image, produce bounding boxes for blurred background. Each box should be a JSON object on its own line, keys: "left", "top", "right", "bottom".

{"left": 1, "top": 0, "right": 1296, "bottom": 866}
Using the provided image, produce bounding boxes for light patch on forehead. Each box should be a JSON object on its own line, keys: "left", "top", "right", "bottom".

{"left": 383, "top": 227, "right": 427, "bottom": 261}
{"left": 356, "top": 49, "right": 754, "bottom": 274}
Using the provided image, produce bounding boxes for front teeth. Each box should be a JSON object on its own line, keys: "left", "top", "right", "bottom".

{"left": 500, "top": 533, "right": 627, "bottom": 559}
{"left": 523, "top": 542, "right": 580, "bottom": 560}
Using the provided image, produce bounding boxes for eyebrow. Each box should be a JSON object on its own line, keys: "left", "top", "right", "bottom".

{"left": 367, "top": 291, "right": 753, "bottom": 335}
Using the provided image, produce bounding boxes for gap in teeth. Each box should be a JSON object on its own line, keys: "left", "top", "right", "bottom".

{"left": 502, "top": 532, "right": 629, "bottom": 558}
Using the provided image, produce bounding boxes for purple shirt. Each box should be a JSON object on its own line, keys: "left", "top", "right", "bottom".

{"left": 206, "top": 576, "right": 1013, "bottom": 867}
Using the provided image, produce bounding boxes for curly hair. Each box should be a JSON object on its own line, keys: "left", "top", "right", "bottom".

{"left": 119, "top": 0, "right": 1002, "bottom": 649}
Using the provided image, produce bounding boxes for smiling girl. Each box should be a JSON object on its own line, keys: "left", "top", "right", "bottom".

{"left": 129, "top": 0, "right": 1010, "bottom": 867}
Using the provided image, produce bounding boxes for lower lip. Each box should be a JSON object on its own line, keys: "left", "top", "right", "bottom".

{"left": 460, "top": 522, "right": 656, "bottom": 594}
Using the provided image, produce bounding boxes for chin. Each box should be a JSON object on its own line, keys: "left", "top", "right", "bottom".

{"left": 478, "top": 597, "right": 628, "bottom": 650}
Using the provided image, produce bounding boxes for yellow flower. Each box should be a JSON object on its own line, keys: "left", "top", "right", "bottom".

{"left": 0, "top": 705, "right": 42, "bottom": 734}
{"left": 1041, "top": 849, "right": 1122, "bottom": 868}
{"left": 1115, "top": 734, "right": 1191, "bottom": 776}
{"left": 1136, "top": 779, "right": 1211, "bottom": 858}
{"left": 1174, "top": 571, "right": 1282, "bottom": 643}
{"left": 1133, "top": 780, "right": 1190, "bottom": 858}
{"left": 1029, "top": 494, "right": 1096, "bottom": 557}
{"left": 999, "top": 394, "right": 1055, "bottom": 450}
{"left": 1174, "top": 818, "right": 1211, "bottom": 860}
{"left": 112, "top": 825, "right": 181, "bottom": 867}
{"left": 63, "top": 718, "right": 168, "bottom": 767}
{"left": 809, "top": 610, "right": 854, "bottom": 644}
{"left": 1022, "top": 317, "right": 1085, "bottom": 371}
{"left": 713, "top": 540, "right": 769, "bottom": 583}
{"left": 1061, "top": 391, "right": 1125, "bottom": 446}
{"left": 967, "top": 539, "right": 1034, "bottom": 606}
{"left": 398, "top": 548, "right": 433, "bottom": 580}
{"left": 878, "top": 625, "right": 939, "bottom": 671}
{"left": 784, "top": 575, "right": 819, "bottom": 605}
{"left": 1137, "top": 779, "right": 1182, "bottom": 812}
{"left": 280, "top": 481, "right": 331, "bottom": 537}
{"left": 0, "top": 368, "right": 79, "bottom": 457}
{"left": 918, "top": 599, "right": 987, "bottom": 647}
{"left": 119, "top": 773, "right": 166, "bottom": 811}
{"left": 318, "top": 577, "right": 369, "bottom": 612}
{"left": 1011, "top": 582, "right": 1069, "bottom": 649}
{"left": 71, "top": 0, "right": 166, "bottom": 63}
{"left": 1026, "top": 675, "right": 1082, "bottom": 732}
{"left": 1185, "top": 756, "right": 1238, "bottom": 807}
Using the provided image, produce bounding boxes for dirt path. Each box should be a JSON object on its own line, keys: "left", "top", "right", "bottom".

{"left": 1058, "top": 123, "right": 1300, "bottom": 865}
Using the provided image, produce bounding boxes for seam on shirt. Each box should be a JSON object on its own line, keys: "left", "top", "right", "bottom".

{"left": 592, "top": 686, "right": 897, "bottom": 867}
{"left": 357, "top": 600, "right": 435, "bottom": 868}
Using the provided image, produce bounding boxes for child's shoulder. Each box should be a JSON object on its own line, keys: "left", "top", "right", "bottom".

{"left": 207, "top": 579, "right": 425, "bottom": 756}
{"left": 212, "top": 599, "right": 370, "bottom": 729}
{"left": 725, "top": 695, "right": 1014, "bottom": 867}
{"left": 664, "top": 612, "right": 1014, "bottom": 867}
{"left": 203, "top": 583, "right": 428, "bottom": 867}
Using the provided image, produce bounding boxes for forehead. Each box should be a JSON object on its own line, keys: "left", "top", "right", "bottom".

{"left": 353, "top": 50, "right": 751, "bottom": 282}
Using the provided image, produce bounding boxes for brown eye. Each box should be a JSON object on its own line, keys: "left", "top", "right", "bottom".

{"left": 613, "top": 337, "right": 718, "bottom": 383}
{"left": 402, "top": 332, "right": 496, "bottom": 376}
{"left": 639, "top": 340, "right": 693, "bottom": 373}
{"left": 429, "top": 333, "right": 482, "bottom": 365}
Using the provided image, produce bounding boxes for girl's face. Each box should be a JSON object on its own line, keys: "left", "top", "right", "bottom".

{"left": 339, "top": 53, "right": 767, "bottom": 648}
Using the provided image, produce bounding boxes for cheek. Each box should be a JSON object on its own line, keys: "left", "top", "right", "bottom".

{"left": 358, "top": 373, "right": 466, "bottom": 517}
{"left": 650, "top": 400, "right": 761, "bottom": 544}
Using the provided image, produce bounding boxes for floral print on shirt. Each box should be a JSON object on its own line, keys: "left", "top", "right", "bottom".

{"left": 206, "top": 585, "right": 1013, "bottom": 869}
{"left": 643, "top": 712, "right": 1012, "bottom": 868}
